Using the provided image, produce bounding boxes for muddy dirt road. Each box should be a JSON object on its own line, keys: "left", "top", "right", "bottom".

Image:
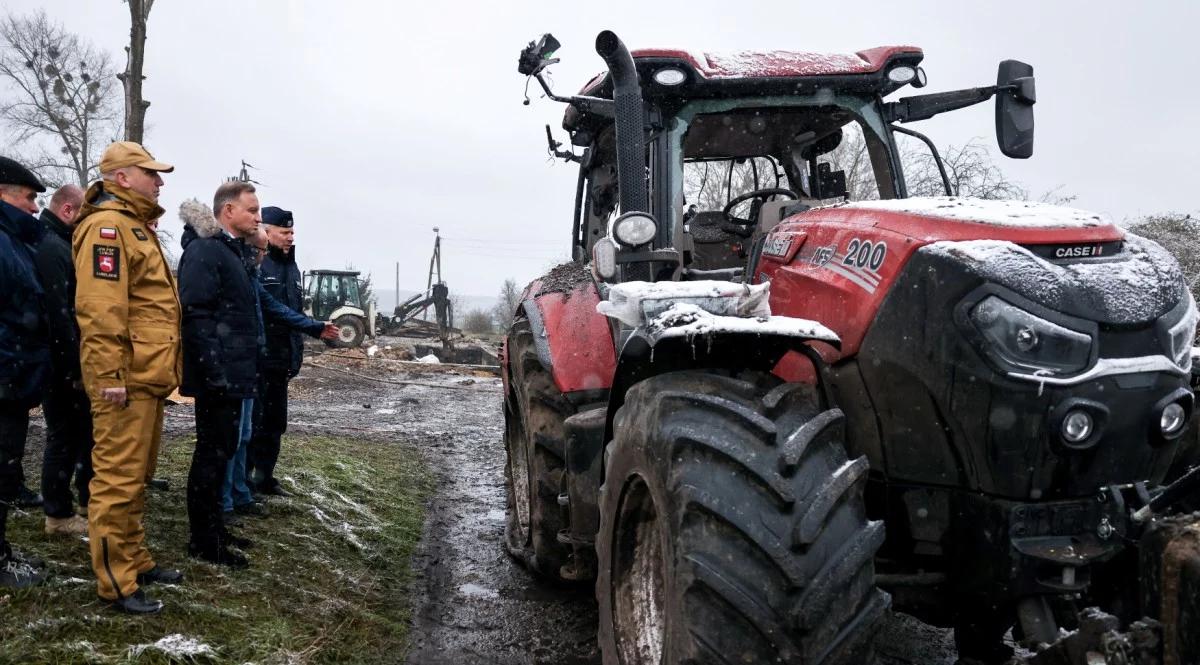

{"left": 273, "top": 353, "right": 960, "bottom": 664}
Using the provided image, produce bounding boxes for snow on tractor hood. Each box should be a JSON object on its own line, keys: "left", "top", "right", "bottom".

{"left": 597, "top": 280, "right": 840, "bottom": 345}
{"left": 922, "top": 234, "right": 1189, "bottom": 326}
{"left": 841, "top": 197, "right": 1111, "bottom": 229}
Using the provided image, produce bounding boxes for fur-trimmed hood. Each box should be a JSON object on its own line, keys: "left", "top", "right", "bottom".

{"left": 178, "top": 198, "right": 224, "bottom": 249}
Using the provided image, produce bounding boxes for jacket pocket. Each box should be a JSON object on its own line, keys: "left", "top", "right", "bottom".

{"left": 127, "top": 324, "right": 180, "bottom": 393}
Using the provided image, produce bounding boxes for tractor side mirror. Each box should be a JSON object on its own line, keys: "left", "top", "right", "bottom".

{"left": 304, "top": 295, "right": 313, "bottom": 310}
{"left": 996, "top": 60, "right": 1035, "bottom": 159}
{"left": 518, "top": 33, "right": 561, "bottom": 76}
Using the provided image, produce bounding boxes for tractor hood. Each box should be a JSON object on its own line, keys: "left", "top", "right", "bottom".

{"left": 825, "top": 197, "right": 1185, "bottom": 326}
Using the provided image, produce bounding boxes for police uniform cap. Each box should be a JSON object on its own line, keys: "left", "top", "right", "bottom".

{"left": 99, "top": 141, "right": 175, "bottom": 174}
{"left": 0, "top": 156, "right": 46, "bottom": 193}
{"left": 262, "top": 206, "right": 294, "bottom": 228}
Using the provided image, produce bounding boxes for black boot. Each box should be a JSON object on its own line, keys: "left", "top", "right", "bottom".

{"left": 0, "top": 546, "right": 44, "bottom": 589}
{"left": 15, "top": 484, "right": 43, "bottom": 508}
{"left": 109, "top": 588, "right": 164, "bottom": 614}
{"left": 259, "top": 479, "right": 290, "bottom": 497}
{"left": 188, "top": 542, "right": 249, "bottom": 569}
{"left": 136, "top": 565, "right": 184, "bottom": 586}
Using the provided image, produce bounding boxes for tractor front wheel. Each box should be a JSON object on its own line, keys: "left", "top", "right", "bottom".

{"left": 596, "top": 370, "right": 889, "bottom": 665}
{"left": 502, "top": 318, "right": 573, "bottom": 580}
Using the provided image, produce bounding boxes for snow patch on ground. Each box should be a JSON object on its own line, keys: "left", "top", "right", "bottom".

{"left": 126, "top": 634, "right": 216, "bottom": 660}
{"left": 844, "top": 197, "right": 1112, "bottom": 228}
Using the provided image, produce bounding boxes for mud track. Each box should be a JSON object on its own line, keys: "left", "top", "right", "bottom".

{"left": 278, "top": 353, "right": 959, "bottom": 664}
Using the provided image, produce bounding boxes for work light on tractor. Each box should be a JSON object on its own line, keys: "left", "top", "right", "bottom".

{"left": 502, "top": 28, "right": 1200, "bottom": 665}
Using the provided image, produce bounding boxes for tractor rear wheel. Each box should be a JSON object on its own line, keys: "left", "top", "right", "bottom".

{"left": 596, "top": 370, "right": 888, "bottom": 665}
{"left": 502, "top": 318, "right": 573, "bottom": 580}
{"left": 330, "top": 315, "right": 365, "bottom": 348}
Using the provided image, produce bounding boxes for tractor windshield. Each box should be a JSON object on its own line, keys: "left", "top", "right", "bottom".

{"left": 672, "top": 96, "right": 897, "bottom": 270}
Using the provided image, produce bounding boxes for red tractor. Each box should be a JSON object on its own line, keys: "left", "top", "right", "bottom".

{"left": 502, "top": 31, "right": 1200, "bottom": 665}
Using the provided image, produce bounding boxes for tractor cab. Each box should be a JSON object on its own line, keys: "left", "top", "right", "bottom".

{"left": 522, "top": 35, "right": 1034, "bottom": 285}
{"left": 303, "top": 269, "right": 375, "bottom": 347}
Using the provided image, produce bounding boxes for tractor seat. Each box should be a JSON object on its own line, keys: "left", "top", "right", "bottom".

{"left": 687, "top": 211, "right": 745, "bottom": 270}
{"left": 688, "top": 211, "right": 740, "bottom": 243}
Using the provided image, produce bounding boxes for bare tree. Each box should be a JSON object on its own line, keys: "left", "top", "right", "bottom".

{"left": 461, "top": 309, "right": 495, "bottom": 335}
{"left": 492, "top": 278, "right": 522, "bottom": 326}
{"left": 1129, "top": 213, "right": 1200, "bottom": 310}
{"left": 118, "top": 0, "right": 154, "bottom": 142}
{"left": 0, "top": 10, "right": 120, "bottom": 187}
{"left": 900, "top": 137, "right": 1028, "bottom": 200}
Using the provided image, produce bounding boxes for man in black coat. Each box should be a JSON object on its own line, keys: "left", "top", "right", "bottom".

{"left": 32, "top": 184, "right": 93, "bottom": 537}
{"left": 178, "top": 182, "right": 265, "bottom": 568}
{"left": 0, "top": 156, "right": 50, "bottom": 589}
{"left": 178, "top": 184, "right": 333, "bottom": 567}
{"left": 248, "top": 206, "right": 306, "bottom": 495}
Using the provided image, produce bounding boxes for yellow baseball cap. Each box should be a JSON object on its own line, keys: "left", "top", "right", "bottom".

{"left": 99, "top": 141, "right": 175, "bottom": 174}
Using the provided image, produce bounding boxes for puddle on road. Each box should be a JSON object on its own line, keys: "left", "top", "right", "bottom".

{"left": 458, "top": 583, "right": 500, "bottom": 600}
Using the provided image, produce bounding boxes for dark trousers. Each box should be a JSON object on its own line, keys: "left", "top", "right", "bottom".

{"left": 187, "top": 394, "right": 241, "bottom": 550}
{"left": 41, "top": 382, "right": 94, "bottom": 518}
{"left": 247, "top": 370, "right": 289, "bottom": 485}
{"left": 0, "top": 402, "right": 31, "bottom": 551}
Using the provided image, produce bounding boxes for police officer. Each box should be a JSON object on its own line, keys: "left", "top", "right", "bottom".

{"left": 0, "top": 156, "right": 50, "bottom": 589}
{"left": 74, "top": 142, "right": 183, "bottom": 614}
{"left": 33, "top": 184, "right": 94, "bottom": 537}
{"left": 249, "top": 206, "right": 306, "bottom": 495}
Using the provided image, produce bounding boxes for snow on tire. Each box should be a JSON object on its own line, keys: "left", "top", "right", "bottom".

{"left": 596, "top": 370, "right": 889, "bottom": 664}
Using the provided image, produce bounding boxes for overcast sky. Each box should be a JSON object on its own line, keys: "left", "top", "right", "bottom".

{"left": 4, "top": 0, "right": 1197, "bottom": 303}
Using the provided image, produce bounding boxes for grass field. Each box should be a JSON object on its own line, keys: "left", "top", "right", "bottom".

{"left": 0, "top": 434, "right": 431, "bottom": 664}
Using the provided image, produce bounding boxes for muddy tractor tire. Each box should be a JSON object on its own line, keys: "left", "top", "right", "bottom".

{"left": 596, "top": 370, "right": 889, "bottom": 665}
{"left": 328, "top": 315, "right": 365, "bottom": 348}
{"left": 503, "top": 318, "right": 574, "bottom": 580}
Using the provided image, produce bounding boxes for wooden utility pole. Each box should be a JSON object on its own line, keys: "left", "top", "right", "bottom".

{"left": 118, "top": 0, "right": 155, "bottom": 142}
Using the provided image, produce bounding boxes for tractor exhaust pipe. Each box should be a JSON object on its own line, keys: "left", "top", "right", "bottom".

{"left": 595, "top": 30, "right": 648, "bottom": 215}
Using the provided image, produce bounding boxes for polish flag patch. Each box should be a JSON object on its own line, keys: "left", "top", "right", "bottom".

{"left": 99, "top": 227, "right": 117, "bottom": 239}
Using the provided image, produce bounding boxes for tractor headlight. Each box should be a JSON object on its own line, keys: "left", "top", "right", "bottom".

{"left": 1166, "top": 294, "right": 1198, "bottom": 371}
{"left": 612, "top": 212, "right": 657, "bottom": 247}
{"left": 1161, "top": 402, "right": 1187, "bottom": 435}
{"left": 969, "top": 296, "right": 1094, "bottom": 375}
{"left": 593, "top": 237, "right": 618, "bottom": 281}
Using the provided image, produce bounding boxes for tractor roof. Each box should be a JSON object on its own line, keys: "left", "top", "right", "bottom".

{"left": 565, "top": 45, "right": 923, "bottom": 132}
{"left": 309, "top": 269, "right": 360, "bottom": 276}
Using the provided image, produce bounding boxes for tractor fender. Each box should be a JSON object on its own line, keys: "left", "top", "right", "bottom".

{"left": 602, "top": 315, "right": 841, "bottom": 442}
{"left": 504, "top": 276, "right": 616, "bottom": 401}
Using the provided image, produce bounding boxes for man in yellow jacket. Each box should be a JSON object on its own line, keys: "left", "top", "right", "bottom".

{"left": 74, "top": 142, "right": 183, "bottom": 614}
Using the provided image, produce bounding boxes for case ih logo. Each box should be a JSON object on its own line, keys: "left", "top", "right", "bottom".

{"left": 762, "top": 235, "right": 794, "bottom": 258}
{"left": 1054, "top": 244, "right": 1104, "bottom": 259}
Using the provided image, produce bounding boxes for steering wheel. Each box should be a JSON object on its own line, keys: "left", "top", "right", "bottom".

{"left": 722, "top": 187, "right": 799, "bottom": 227}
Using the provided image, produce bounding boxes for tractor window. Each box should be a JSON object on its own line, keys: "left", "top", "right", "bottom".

{"left": 677, "top": 105, "right": 893, "bottom": 271}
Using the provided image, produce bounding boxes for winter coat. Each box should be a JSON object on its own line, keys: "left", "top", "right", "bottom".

{"left": 0, "top": 200, "right": 49, "bottom": 407}
{"left": 177, "top": 201, "right": 324, "bottom": 398}
{"left": 74, "top": 181, "right": 181, "bottom": 401}
{"left": 177, "top": 203, "right": 262, "bottom": 398}
{"left": 260, "top": 244, "right": 308, "bottom": 377}
{"left": 33, "top": 209, "right": 82, "bottom": 386}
